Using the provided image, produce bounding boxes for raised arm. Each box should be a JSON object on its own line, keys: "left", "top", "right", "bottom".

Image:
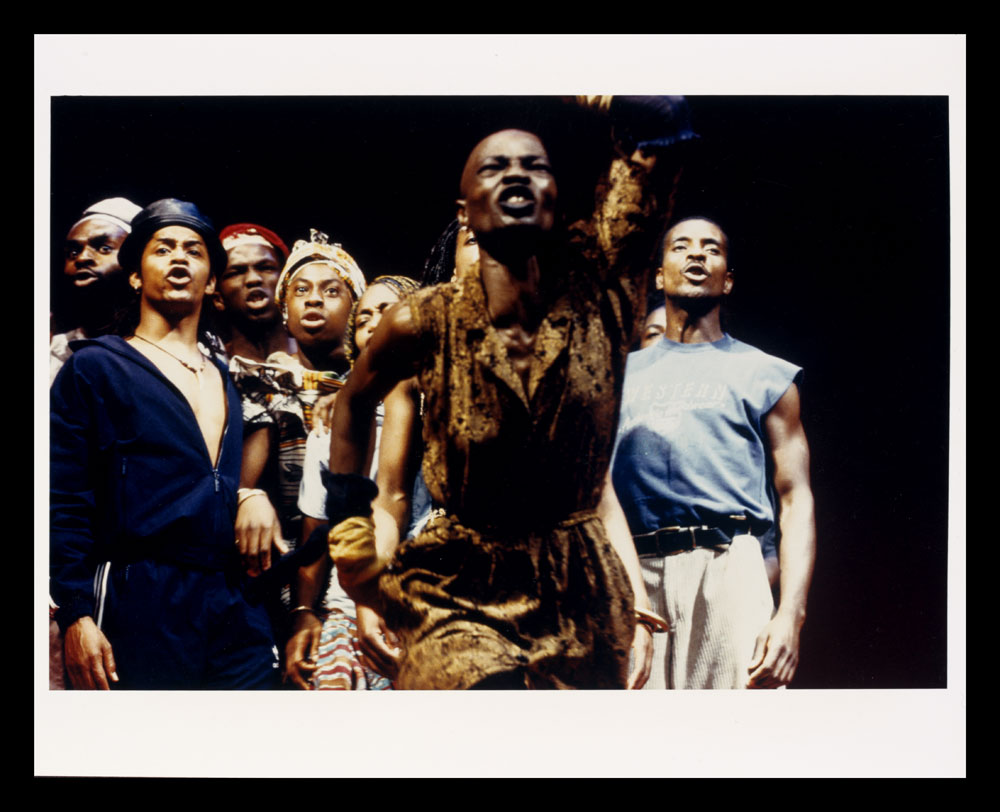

{"left": 570, "top": 96, "right": 695, "bottom": 344}
{"left": 748, "top": 383, "right": 817, "bottom": 688}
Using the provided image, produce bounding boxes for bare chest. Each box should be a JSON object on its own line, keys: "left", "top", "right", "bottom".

{"left": 129, "top": 341, "right": 228, "bottom": 464}
{"left": 495, "top": 324, "right": 537, "bottom": 390}
{"left": 169, "top": 365, "right": 227, "bottom": 463}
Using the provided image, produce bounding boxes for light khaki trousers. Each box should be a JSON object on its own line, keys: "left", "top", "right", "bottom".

{"left": 641, "top": 534, "right": 774, "bottom": 689}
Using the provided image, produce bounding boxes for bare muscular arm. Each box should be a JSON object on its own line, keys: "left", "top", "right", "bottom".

{"left": 748, "top": 383, "right": 816, "bottom": 688}
{"left": 598, "top": 471, "right": 653, "bottom": 689}
{"left": 372, "top": 377, "right": 422, "bottom": 558}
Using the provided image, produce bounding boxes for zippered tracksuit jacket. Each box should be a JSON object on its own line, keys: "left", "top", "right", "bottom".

{"left": 50, "top": 335, "right": 279, "bottom": 689}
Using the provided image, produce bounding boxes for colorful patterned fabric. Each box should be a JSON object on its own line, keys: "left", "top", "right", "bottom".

{"left": 314, "top": 609, "right": 393, "bottom": 691}
{"left": 230, "top": 352, "right": 347, "bottom": 539}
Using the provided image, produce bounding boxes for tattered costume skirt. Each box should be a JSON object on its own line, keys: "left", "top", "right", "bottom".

{"left": 379, "top": 510, "right": 636, "bottom": 690}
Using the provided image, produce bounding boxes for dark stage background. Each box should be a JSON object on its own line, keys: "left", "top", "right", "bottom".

{"left": 48, "top": 95, "right": 952, "bottom": 689}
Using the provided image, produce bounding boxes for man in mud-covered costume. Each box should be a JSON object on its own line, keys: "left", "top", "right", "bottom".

{"left": 326, "top": 97, "right": 695, "bottom": 689}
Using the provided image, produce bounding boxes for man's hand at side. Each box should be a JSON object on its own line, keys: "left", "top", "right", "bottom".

{"left": 235, "top": 492, "right": 289, "bottom": 576}
{"left": 627, "top": 624, "right": 653, "bottom": 690}
{"left": 747, "top": 610, "right": 803, "bottom": 688}
{"left": 64, "top": 616, "right": 118, "bottom": 690}
{"left": 284, "top": 611, "right": 322, "bottom": 690}
{"left": 355, "top": 603, "right": 401, "bottom": 680}
{"left": 751, "top": 382, "right": 815, "bottom": 689}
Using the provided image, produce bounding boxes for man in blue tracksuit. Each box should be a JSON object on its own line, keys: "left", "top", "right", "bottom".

{"left": 50, "top": 198, "right": 281, "bottom": 689}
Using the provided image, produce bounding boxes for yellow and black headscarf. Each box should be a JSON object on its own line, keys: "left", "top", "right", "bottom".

{"left": 275, "top": 228, "right": 367, "bottom": 324}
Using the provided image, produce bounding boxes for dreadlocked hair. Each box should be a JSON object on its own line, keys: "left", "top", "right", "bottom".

{"left": 344, "top": 274, "right": 421, "bottom": 366}
{"left": 421, "top": 219, "right": 461, "bottom": 288}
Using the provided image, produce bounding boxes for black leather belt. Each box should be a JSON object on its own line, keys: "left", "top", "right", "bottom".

{"left": 633, "top": 515, "right": 753, "bottom": 558}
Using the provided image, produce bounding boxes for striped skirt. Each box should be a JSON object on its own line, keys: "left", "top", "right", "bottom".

{"left": 314, "top": 610, "right": 393, "bottom": 691}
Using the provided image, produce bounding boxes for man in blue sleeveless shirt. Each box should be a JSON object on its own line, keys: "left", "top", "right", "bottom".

{"left": 611, "top": 217, "right": 816, "bottom": 689}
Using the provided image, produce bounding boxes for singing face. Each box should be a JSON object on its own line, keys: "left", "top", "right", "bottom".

{"left": 216, "top": 243, "right": 283, "bottom": 325}
{"left": 283, "top": 262, "right": 354, "bottom": 350}
{"left": 64, "top": 217, "right": 129, "bottom": 289}
{"left": 134, "top": 225, "right": 215, "bottom": 314}
{"left": 657, "top": 218, "right": 732, "bottom": 303}
{"left": 458, "top": 129, "right": 558, "bottom": 242}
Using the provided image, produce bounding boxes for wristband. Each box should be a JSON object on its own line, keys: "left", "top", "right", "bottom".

{"left": 634, "top": 606, "right": 670, "bottom": 634}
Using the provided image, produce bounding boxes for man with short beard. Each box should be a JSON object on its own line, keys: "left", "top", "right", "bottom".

{"left": 50, "top": 198, "right": 281, "bottom": 690}
{"left": 51, "top": 197, "right": 142, "bottom": 383}
{"left": 611, "top": 216, "right": 816, "bottom": 689}
{"left": 213, "top": 223, "right": 295, "bottom": 362}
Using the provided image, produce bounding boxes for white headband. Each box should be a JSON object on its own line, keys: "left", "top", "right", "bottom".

{"left": 70, "top": 197, "right": 142, "bottom": 234}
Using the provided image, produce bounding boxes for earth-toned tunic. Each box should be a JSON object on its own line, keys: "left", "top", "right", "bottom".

{"left": 380, "top": 153, "right": 669, "bottom": 689}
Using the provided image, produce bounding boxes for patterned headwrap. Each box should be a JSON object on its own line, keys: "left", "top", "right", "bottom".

{"left": 220, "top": 223, "right": 290, "bottom": 264}
{"left": 275, "top": 229, "right": 367, "bottom": 322}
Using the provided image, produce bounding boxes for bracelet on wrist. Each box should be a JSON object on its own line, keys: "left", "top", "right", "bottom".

{"left": 237, "top": 487, "right": 268, "bottom": 508}
{"left": 289, "top": 605, "right": 321, "bottom": 621}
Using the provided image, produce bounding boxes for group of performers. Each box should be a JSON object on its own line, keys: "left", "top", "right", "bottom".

{"left": 49, "top": 95, "right": 815, "bottom": 691}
